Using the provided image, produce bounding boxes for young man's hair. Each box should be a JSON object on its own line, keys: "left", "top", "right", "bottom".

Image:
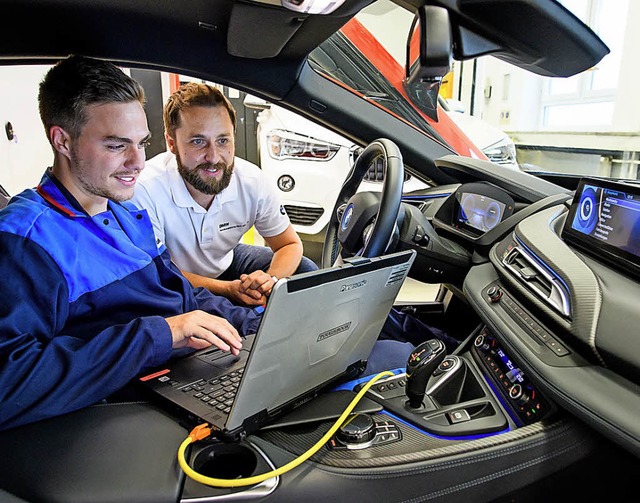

{"left": 38, "top": 55, "right": 146, "bottom": 142}
{"left": 163, "top": 82, "right": 237, "bottom": 137}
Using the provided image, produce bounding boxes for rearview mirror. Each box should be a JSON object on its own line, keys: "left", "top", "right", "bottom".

{"left": 403, "top": 6, "right": 452, "bottom": 122}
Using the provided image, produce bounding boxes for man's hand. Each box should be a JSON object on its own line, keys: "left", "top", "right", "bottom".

{"left": 225, "top": 278, "right": 267, "bottom": 306}
{"left": 239, "top": 270, "right": 277, "bottom": 297}
{"left": 166, "top": 310, "right": 243, "bottom": 354}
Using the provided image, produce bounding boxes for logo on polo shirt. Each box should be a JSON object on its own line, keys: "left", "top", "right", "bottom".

{"left": 219, "top": 220, "right": 249, "bottom": 232}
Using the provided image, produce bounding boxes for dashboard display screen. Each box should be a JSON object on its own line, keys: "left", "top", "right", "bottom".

{"left": 562, "top": 178, "right": 640, "bottom": 275}
{"left": 457, "top": 193, "right": 506, "bottom": 233}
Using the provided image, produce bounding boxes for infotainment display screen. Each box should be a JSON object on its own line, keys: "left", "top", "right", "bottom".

{"left": 562, "top": 177, "right": 640, "bottom": 275}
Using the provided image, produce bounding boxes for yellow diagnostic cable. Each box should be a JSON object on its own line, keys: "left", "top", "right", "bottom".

{"left": 177, "top": 370, "right": 394, "bottom": 488}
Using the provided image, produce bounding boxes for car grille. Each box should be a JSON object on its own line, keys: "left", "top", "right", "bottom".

{"left": 284, "top": 205, "right": 324, "bottom": 226}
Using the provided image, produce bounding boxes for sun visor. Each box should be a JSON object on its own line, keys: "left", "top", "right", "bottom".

{"left": 228, "top": 2, "right": 305, "bottom": 59}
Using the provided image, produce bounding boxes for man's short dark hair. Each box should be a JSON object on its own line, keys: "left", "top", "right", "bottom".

{"left": 38, "top": 55, "right": 146, "bottom": 141}
{"left": 163, "top": 82, "right": 237, "bottom": 138}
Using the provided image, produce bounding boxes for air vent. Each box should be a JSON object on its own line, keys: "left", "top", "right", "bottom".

{"left": 284, "top": 205, "right": 324, "bottom": 226}
{"left": 350, "top": 147, "right": 411, "bottom": 183}
{"left": 502, "top": 245, "right": 571, "bottom": 317}
{"left": 362, "top": 156, "right": 411, "bottom": 183}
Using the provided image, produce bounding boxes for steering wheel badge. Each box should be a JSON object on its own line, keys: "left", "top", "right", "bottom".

{"left": 341, "top": 203, "right": 354, "bottom": 231}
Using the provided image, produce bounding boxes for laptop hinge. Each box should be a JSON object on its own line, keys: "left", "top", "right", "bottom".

{"left": 343, "top": 256, "right": 371, "bottom": 266}
{"left": 240, "top": 409, "right": 271, "bottom": 437}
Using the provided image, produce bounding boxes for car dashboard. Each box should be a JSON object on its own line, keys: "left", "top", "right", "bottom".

{"left": 460, "top": 176, "right": 640, "bottom": 457}
{"left": 396, "top": 168, "right": 640, "bottom": 457}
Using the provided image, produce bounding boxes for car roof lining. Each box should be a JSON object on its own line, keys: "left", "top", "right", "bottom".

{"left": 0, "top": 0, "right": 609, "bottom": 183}
{"left": 0, "top": 0, "right": 609, "bottom": 85}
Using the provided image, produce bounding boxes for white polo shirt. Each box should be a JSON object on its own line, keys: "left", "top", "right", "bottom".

{"left": 132, "top": 151, "right": 290, "bottom": 277}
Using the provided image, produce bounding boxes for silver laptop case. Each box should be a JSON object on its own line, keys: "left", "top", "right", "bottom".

{"left": 226, "top": 249, "right": 416, "bottom": 432}
{"left": 138, "top": 250, "right": 415, "bottom": 439}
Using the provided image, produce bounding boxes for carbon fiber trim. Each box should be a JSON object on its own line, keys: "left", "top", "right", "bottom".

{"left": 257, "top": 413, "right": 576, "bottom": 469}
{"left": 492, "top": 205, "right": 604, "bottom": 365}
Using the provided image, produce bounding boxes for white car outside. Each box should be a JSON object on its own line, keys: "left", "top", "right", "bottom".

{"left": 440, "top": 98, "right": 519, "bottom": 171}
{"left": 248, "top": 97, "right": 517, "bottom": 237}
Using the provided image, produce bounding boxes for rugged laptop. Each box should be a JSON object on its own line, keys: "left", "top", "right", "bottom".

{"left": 139, "top": 250, "right": 415, "bottom": 439}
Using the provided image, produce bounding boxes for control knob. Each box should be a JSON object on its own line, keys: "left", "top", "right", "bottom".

{"left": 487, "top": 286, "right": 503, "bottom": 303}
{"left": 508, "top": 384, "right": 530, "bottom": 405}
{"left": 474, "top": 334, "right": 491, "bottom": 351}
{"left": 337, "top": 413, "right": 376, "bottom": 445}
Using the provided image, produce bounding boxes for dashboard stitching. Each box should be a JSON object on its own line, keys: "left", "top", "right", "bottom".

{"left": 397, "top": 440, "right": 590, "bottom": 502}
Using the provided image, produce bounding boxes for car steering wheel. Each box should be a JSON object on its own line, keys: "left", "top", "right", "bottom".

{"left": 321, "top": 138, "right": 404, "bottom": 267}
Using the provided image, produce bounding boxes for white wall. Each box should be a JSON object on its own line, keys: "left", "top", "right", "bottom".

{"left": 0, "top": 65, "right": 52, "bottom": 195}
{"left": 611, "top": 0, "right": 640, "bottom": 132}
{"left": 477, "top": 2, "right": 640, "bottom": 146}
{"left": 476, "top": 58, "right": 545, "bottom": 132}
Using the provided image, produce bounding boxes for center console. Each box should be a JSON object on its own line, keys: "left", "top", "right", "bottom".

{"left": 471, "top": 326, "right": 554, "bottom": 425}
{"left": 357, "top": 345, "right": 509, "bottom": 437}
{"left": 350, "top": 329, "right": 553, "bottom": 441}
{"left": 0, "top": 328, "right": 599, "bottom": 503}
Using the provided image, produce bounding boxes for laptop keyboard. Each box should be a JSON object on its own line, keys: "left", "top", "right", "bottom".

{"left": 180, "top": 368, "right": 245, "bottom": 415}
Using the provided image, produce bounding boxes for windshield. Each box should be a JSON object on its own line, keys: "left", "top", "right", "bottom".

{"left": 308, "top": 0, "right": 637, "bottom": 182}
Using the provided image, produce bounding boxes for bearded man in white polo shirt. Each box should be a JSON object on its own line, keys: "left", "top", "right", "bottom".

{"left": 132, "top": 83, "right": 317, "bottom": 306}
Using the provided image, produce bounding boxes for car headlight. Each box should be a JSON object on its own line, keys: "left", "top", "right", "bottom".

{"left": 483, "top": 138, "right": 517, "bottom": 166}
{"left": 267, "top": 129, "right": 340, "bottom": 161}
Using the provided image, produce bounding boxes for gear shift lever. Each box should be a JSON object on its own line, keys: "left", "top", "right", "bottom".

{"left": 406, "top": 339, "right": 447, "bottom": 409}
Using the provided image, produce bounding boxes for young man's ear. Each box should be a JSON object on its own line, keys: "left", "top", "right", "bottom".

{"left": 165, "top": 132, "right": 177, "bottom": 155}
{"left": 50, "top": 126, "right": 73, "bottom": 160}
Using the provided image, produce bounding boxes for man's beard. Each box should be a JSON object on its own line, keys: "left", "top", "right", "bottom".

{"left": 176, "top": 155, "right": 234, "bottom": 196}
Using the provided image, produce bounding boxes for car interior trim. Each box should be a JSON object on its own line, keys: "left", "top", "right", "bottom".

{"left": 465, "top": 263, "right": 640, "bottom": 457}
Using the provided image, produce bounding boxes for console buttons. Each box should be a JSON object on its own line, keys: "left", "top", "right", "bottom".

{"left": 329, "top": 417, "right": 402, "bottom": 450}
{"left": 447, "top": 409, "right": 471, "bottom": 424}
{"left": 433, "top": 356, "right": 456, "bottom": 376}
{"left": 501, "top": 292, "right": 570, "bottom": 357}
{"left": 532, "top": 325, "right": 551, "bottom": 342}
{"left": 356, "top": 374, "right": 406, "bottom": 399}
{"left": 545, "top": 338, "right": 570, "bottom": 356}
{"left": 473, "top": 328, "right": 552, "bottom": 424}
